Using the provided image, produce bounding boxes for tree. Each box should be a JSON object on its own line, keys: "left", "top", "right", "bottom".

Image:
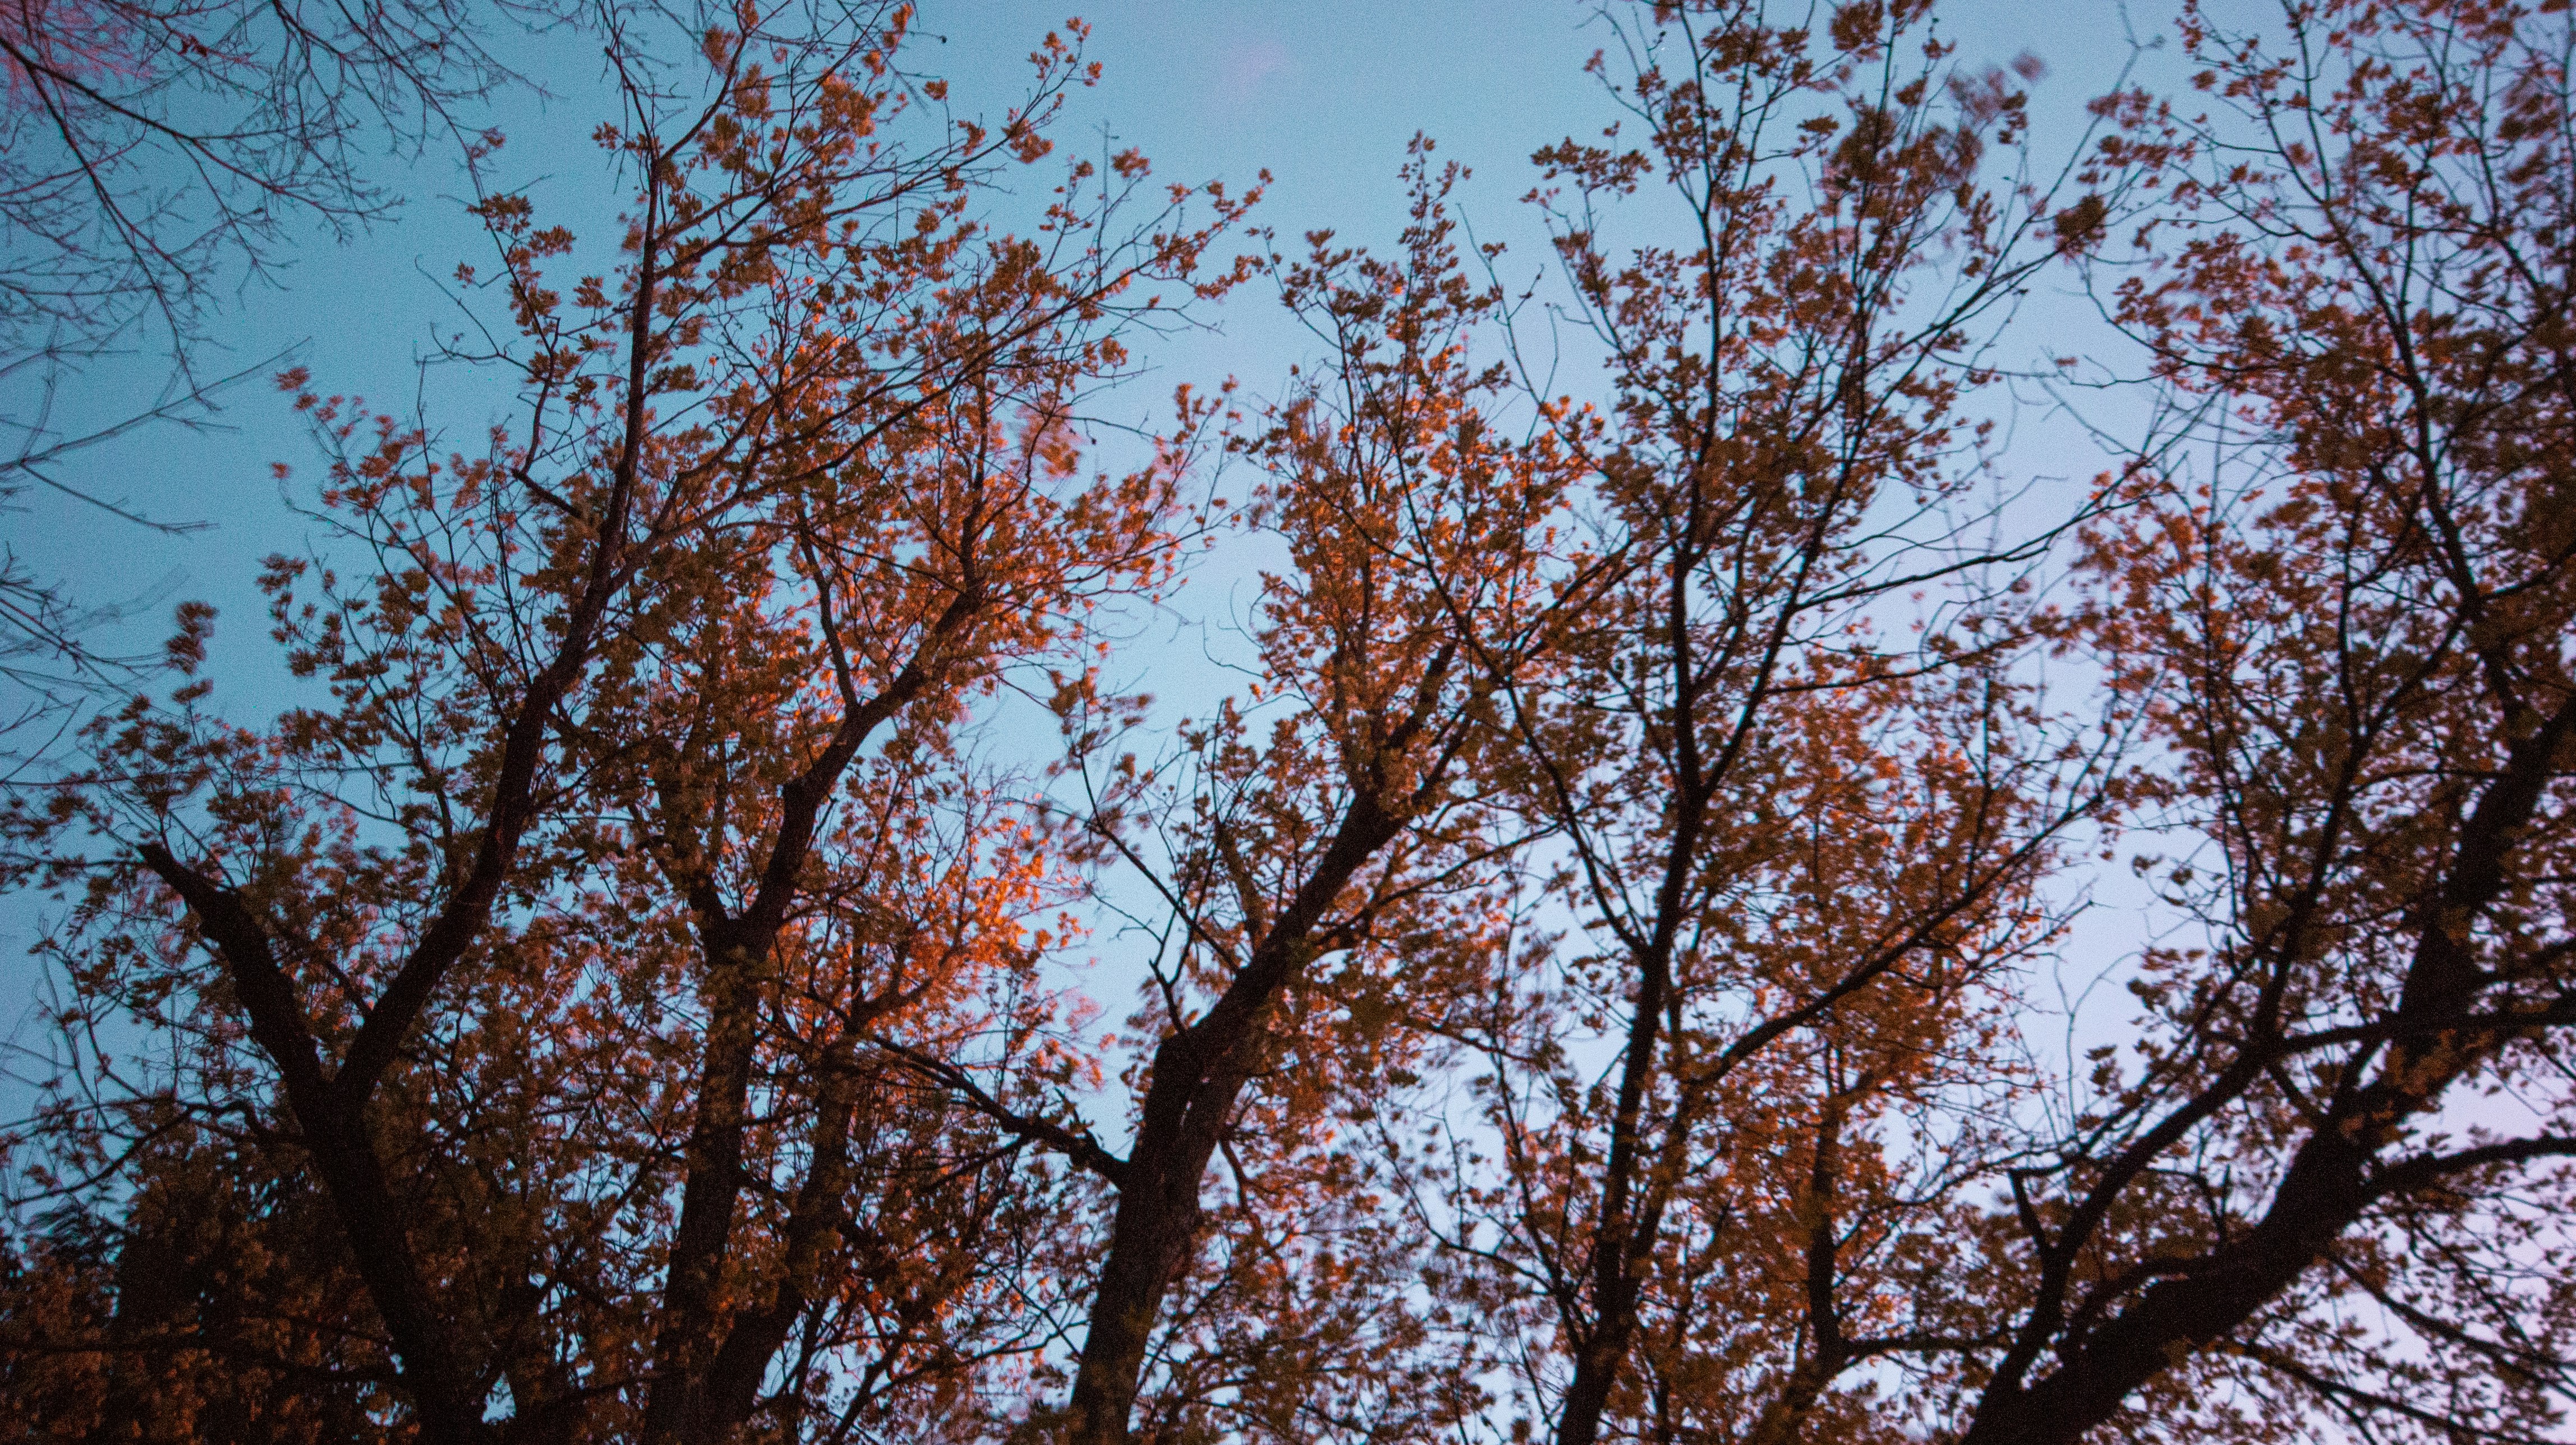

{"left": 1025, "top": 149, "right": 1593, "bottom": 1445}
{"left": 1936, "top": 3, "right": 2576, "bottom": 1442}
{"left": 1399, "top": 8, "right": 2111, "bottom": 1445}
{"left": 3, "top": 3, "right": 1254, "bottom": 1439}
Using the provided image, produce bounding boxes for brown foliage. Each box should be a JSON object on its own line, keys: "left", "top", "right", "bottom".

{"left": 8, "top": 3, "right": 2576, "bottom": 1445}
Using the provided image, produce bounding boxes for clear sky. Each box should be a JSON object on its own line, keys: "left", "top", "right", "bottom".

{"left": 1, "top": 0, "right": 2170, "bottom": 677}
{"left": 0, "top": 0, "right": 2183, "bottom": 1060}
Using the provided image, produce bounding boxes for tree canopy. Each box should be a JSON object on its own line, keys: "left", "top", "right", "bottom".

{"left": 6, "top": 2, "right": 2575, "bottom": 1443}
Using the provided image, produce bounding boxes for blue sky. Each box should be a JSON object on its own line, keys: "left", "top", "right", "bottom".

{"left": 4, "top": 0, "right": 2162, "bottom": 673}
{"left": 0, "top": 0, "right": 2180, "bottom": 1064}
